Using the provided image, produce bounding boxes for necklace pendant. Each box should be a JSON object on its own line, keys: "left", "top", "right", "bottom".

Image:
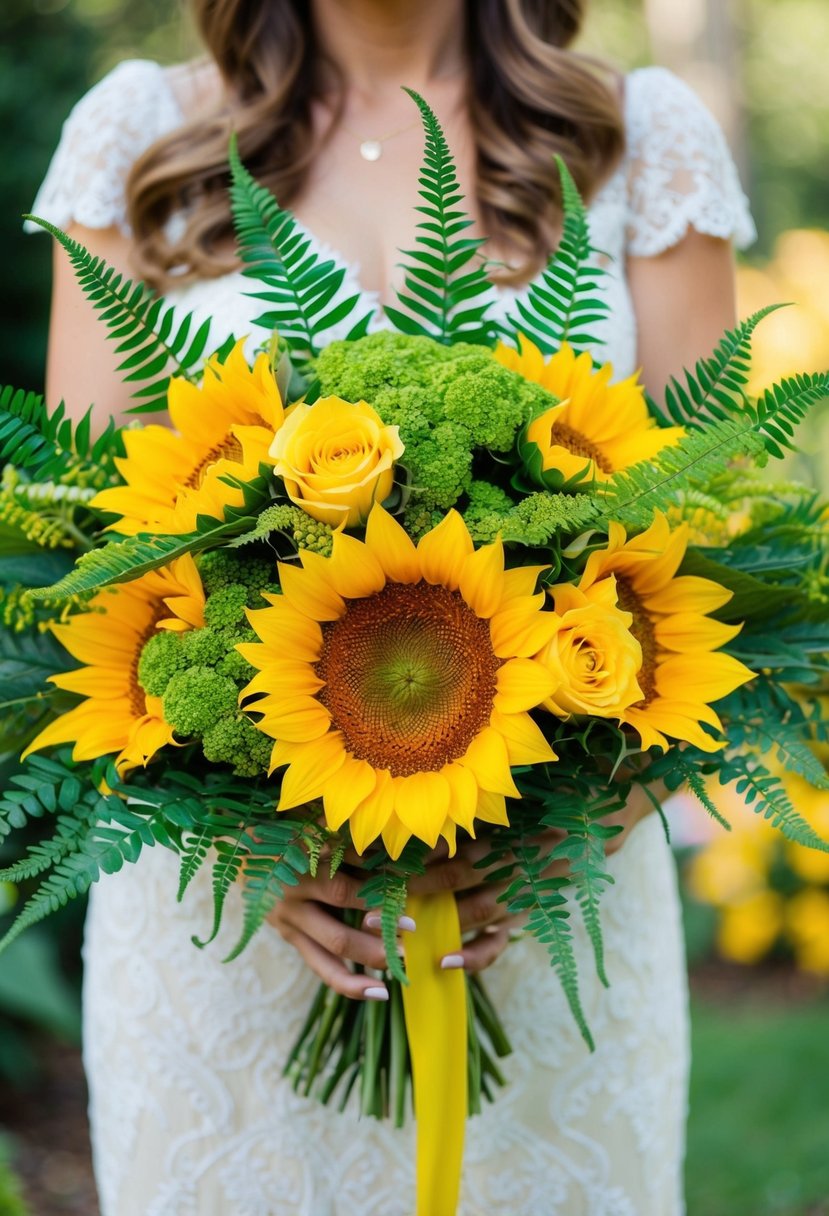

{"left": 360, "top": 139, "right": 383, "bottom": 162}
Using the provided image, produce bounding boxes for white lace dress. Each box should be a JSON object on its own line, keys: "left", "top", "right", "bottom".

{"left": 30, "top": 60, "right": 755, "bottom": 1216}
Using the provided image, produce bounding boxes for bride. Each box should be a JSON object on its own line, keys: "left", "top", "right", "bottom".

{"left": 31, "top": 1, "right": 754, "bottom": 1212}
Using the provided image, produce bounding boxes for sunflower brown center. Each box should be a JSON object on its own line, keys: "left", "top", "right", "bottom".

{"left": 185, "top": 434, "right": 244, "bottom": 489}
{"left": 615, "top": 577, "right": 657, "bottom": 703}
{"left": 315, "top": 581, "right": 502, "bottom": 777}
{"left": 548, "top": 422, "right": 613, "bottom": 475}
{"left": 129, "top": 613, "right": 168, "bottom": 716}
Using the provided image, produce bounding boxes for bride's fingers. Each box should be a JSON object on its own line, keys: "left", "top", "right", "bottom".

{"left": 279, "top": 867, "right": 367, "bottom": 910}
{"left": 274, "top": 922, "right": 390, "bottom": 1001}
{"left": 407, "top": 838, "right": 495, "bottom": 896}
{"left": 441, "top": 923, "right": 512, "bottom": 974}
{"left": 280, "top": 900, "right": 392, "bottom": 970}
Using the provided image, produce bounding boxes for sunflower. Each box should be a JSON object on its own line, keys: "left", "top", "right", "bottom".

{"left": 495, "top": 337, "right": 685, "bottom": 485}
{"left": 22, "top": 556, "right": 205, "bottom": 771}
{"left": 91, "top": 340, "right": 284, "bottom": 535}
{"left": 576, "top": 512, "right": 754, "bottom": 751}
{"left": 239, "top": 506, "right": 558, "bottom": 858}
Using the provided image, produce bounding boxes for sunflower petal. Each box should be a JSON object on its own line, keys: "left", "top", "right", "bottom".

{"left": 495, "top": 657, "right": 555, "bottom": 713}
{"left": 277, "top": 733, "right": 347, "bottom": 809}
{"left": 323, "top": 756, "right": 377, "bottom": 830}
{"left": 460, "top": 728, "right": 519, "bottom": 796}
{"left": 365, "top": 505, "right": 421, "bottom": 583}
{"left": 278, "top": 560, "right": 345, "bottom": 621}
{"left": 349, "top": 770, "right": 395, "bottom": 853}
{"left": 393, "top": 771, "right": 450, "bottom": 846}
{"left": 417, "top": 510, "right": 473, "bottom": 589}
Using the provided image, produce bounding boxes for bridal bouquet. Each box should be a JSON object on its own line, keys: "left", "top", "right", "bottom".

{"left": 2, "top": 92, "right": 828, "bottom": 1213}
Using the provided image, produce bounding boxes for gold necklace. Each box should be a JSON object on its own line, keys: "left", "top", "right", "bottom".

{"left": 341, "top": 117, "right": 422, "bottom": 162}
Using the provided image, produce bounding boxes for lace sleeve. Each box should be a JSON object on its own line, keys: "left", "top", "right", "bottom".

{"left": 624, "top": 66, "right": 757, "bottom": 257}
{"left": 24, "top": 59, "right": 182, "bottom": 236}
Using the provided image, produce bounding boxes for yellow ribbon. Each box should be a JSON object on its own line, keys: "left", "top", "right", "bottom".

{"left": 402, "top": 891, "right": 468, "bottom": 1216}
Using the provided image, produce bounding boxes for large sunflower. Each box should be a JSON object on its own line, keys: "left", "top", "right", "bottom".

{"left": 495, "top": 337, "right": 685, "bottom": 484}
{"left": 22, "top": 556, "right": 205, "bottom": 771}
{"left": 576, "top": 512, "right": 753, "bottom": 751}
{"left": 92, "top": 340, "right": 284, "bottom": 535}
{"left": 239, "top": 506, "right": 558, "bottom": 858}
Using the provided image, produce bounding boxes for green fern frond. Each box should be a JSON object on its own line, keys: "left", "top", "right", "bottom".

{"left": 27, "top": 491, "right": 266, "bottom": 603}
{"left": 358, "top": 866, "right": 409, "bottom": 986}
{"left": 176, "top": 822, "right": 214, "bottom": 903}
{"left": 194, "top": 826, "right": 253, "bottom": 949}
{"left": 716, "top": 754, "right": 829, "bottom": 851}
{"left": 503, "top": 156, "right": 608, "bottom": 354}
{"left": 0, "top": 386, "right": 122, "bottom": 486}
{"left": 505, "top": 841, "right": 593, "bottom": 1049}
{"left": 224, "top": 817, "right": 312, "bottom": 961}
{"left": 24, "top": 216, "right": 215, "bottom": 414}
{"left": 673, "top": 756, "right": 732, "bottom": 830}
{"left": 652, "top": 306, "right": 785, "bottom": 428}
{"left": 0, "top": 806, "right": 97, "bottom": 883}
{"left": 596, "top": 419, "right": 768, "bottom": 530}
{"left": 384, "top": 90, "right": 495, "bottom": 344}
{"left": 228, "top": 136, "right": 372, "bottom": 360}
{"left": 748, "top": 371, "right": 829, "bottom": 458}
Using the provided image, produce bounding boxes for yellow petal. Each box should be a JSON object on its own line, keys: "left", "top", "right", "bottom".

{"left": 323, "top": 755, "right": 377, "bottom": 831}
{"left": 443, "top": 763, "right": 479, "bottom": 835}
{"left": 439, "top": 817, "right": 458, "bottom": 857}
{"left": 349, "top": 770, "right": 395, "bottom": 853}
{"left": 365, "top": 505, "right": 421, "bottom": 583}
{"left": 417, "top": 510, "right": 473, "bottom": 590}
{"left": 393, "top": 771, "right": 450, "bottom": 847}
{"left": 246, "top": 602, "right": 323, "bottom": 661}
{"left": 644, "top": 576, "right": 733, "bottom": 615}
{"left": 656, "top": 653, "right": 754, "bottom": 702}
{"left": 327, "top": 531, "right": 386, "bottom": 598}
{"left": 494, "top": 657, "right": 555, "bottom": 713}
{"left": 278, "top": 560, "right": 345, "bottom": 622}
{"left": 459, "top": 727, "right": 519, "bottom": 796}
{"left": 249, "top": 696, "right": 331, "bottom": 742}
{"left": 475, "top": 789, "right": 510, "bottom": 827}
{"left": 490, "top": 598, "right": 558, "bottom": 658}
{"left": 457, "top": 538, "right": 505, "bottom": 618}
{"left": 654, "top": 613, "right": 742, "bottom": 653}
{"left": 277, "top": 733, "right": 347, "bottom": 809}
{"left": 501, "top": 565, "right": 547, "bottom": 602}
{"left": 489, "top": 709, "right": 557, "bottom": 766}
{"left": 382, "top": 812, "right": 412, "bottom": 860}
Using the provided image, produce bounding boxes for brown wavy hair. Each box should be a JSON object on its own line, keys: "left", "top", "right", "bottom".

{"left": 127, "top": 0, "right": 625, "bottom": 292}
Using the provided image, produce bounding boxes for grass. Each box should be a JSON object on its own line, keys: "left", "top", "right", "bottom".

{"left": 687, "top": 996, "right": 829, "bottom": 1216}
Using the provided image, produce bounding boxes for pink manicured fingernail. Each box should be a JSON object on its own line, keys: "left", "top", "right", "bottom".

{"left": 440, "top": 954, "right": 465, "bottom": 970}
{"left": 364, "top": 986, "right": 389, "bottom": 1001}
{"left": 364, "top": 913, "right": 416, "bottom": 932}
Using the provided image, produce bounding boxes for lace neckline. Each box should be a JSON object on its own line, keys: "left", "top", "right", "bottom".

{"left": 157, "top": 63, "right": 620, "bottom": 318}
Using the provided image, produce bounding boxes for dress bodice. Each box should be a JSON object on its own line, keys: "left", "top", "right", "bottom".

{"left": 28, "top": 59, "right": 755, "bottom": 382}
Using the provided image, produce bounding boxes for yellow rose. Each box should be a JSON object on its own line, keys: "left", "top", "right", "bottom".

{"left": 536, "top": 577, "right": 643, "bottom": 719}
{"left": 269, "top": 397, "right": 404, "bottom": 527}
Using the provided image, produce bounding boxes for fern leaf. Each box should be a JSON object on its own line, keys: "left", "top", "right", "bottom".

{"left": 717, "top": 754, "right": 829, "bottom": 851}
{"left": 194, "top": 828, "right": 252, "bottom": 949}
{"left": 224, "top": 818, "right": 311, "bottom": 960}
{"left": 748, "top": 371, "right": 829, "bottom": 457}
{"left": 228, "top": 136, "right": 372, "bottom": 359}
{"left": 27, "top": 507, "right": 261, "bottom": 603}
{"left": 506, "top": 842, "right": 593, "bottom": 1049}
{"left": 503, "top": 156, "right": 608, "bottom": 354}
{"left": 652, "top": 306, "right": 785, "bottom": 428}
{"left": 596, "top": 418, "right": 768, "bottom": 530}
{"left": 24, "top": 216, "right": 213, "bottom": 414}
{"left": 358, "top": 866, "right": 409, "bottom": 985}
{"left": 0, "top": 386, "right": 122, "bottom": 486}
{"left": 176, "top": 822, "right": 214, "bottom": 902}
{"left": 383, "top": 90, "right": 494, "bottom": 344}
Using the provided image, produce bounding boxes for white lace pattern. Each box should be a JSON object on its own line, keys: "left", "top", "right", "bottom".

{"left": 29, "top": 58, "right": 756, "bottom": 1216}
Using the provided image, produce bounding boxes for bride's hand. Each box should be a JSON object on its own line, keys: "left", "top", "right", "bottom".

{"left": 402, "top": 780, "right": 667, "bottom": 975}
{"left": 266, "top": 866, "right": 414, "bottom": 1002}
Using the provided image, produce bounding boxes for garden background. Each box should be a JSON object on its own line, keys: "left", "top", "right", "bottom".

{"left": 0, "top": 0, "right": 827, "bottom": 1212}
